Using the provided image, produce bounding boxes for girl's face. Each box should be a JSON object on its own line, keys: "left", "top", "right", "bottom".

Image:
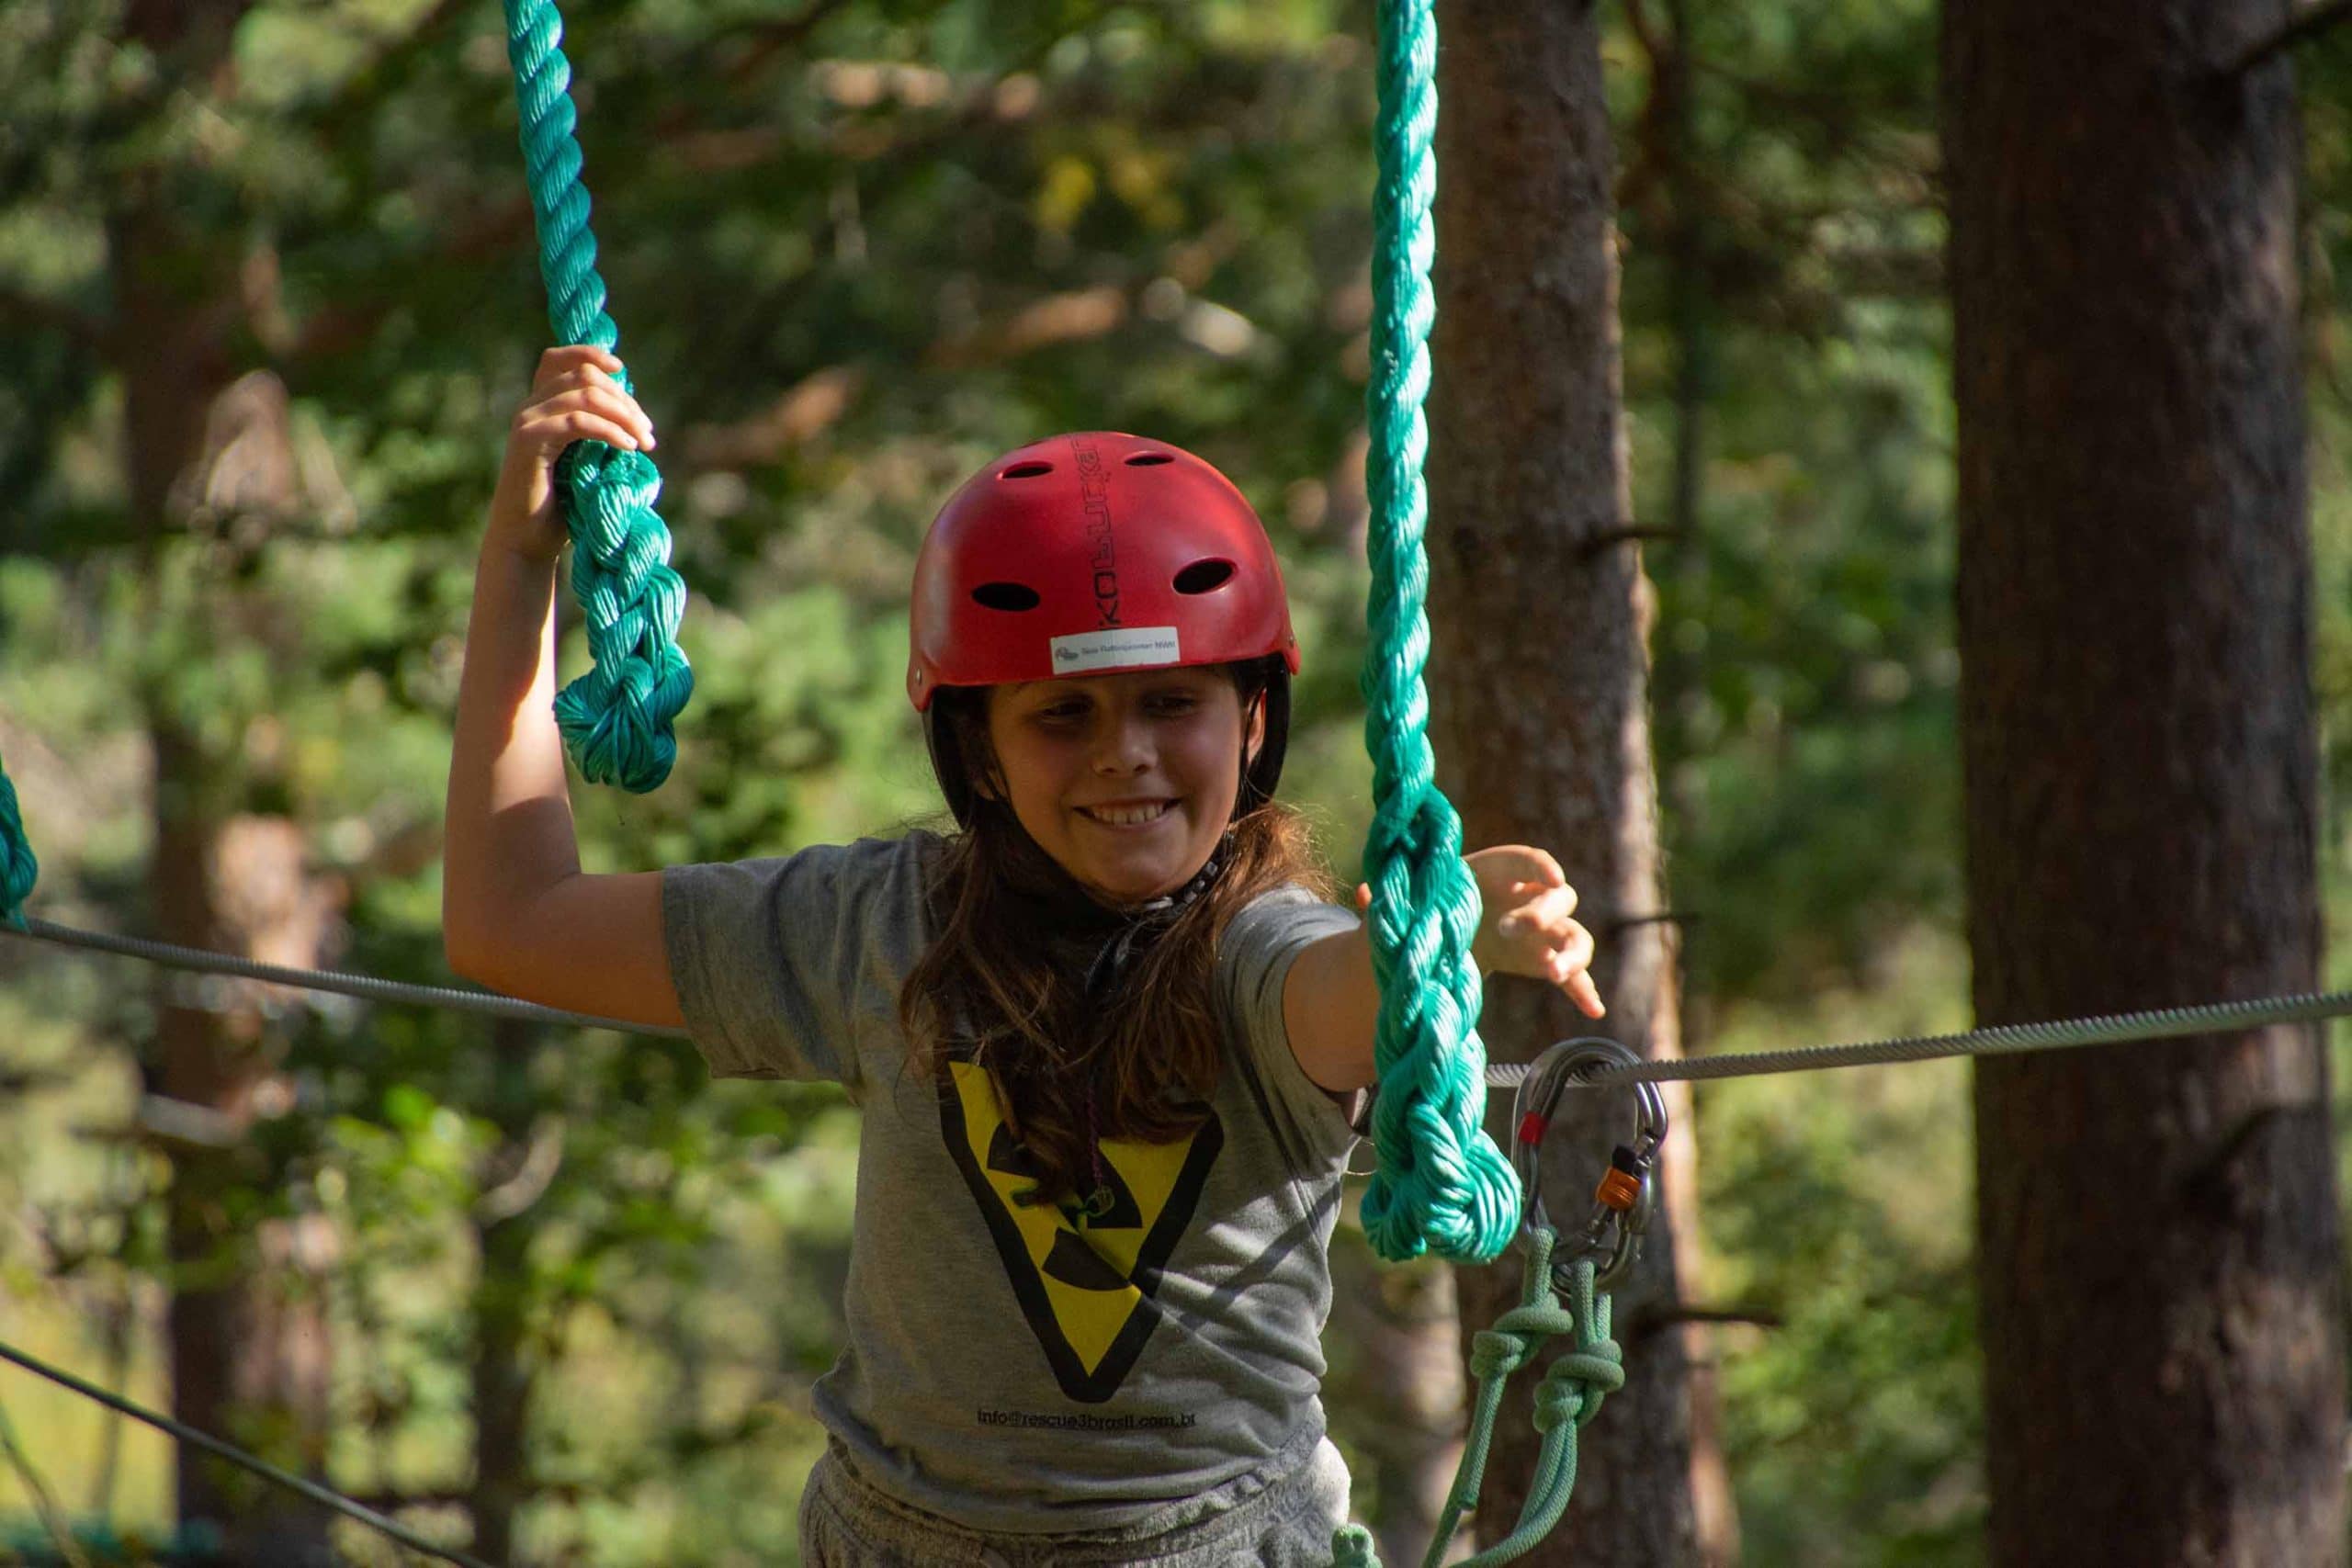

{"left": 985, "top": 667, "right": 1264, "bottom": 904}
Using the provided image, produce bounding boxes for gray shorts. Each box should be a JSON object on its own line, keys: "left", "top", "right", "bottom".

{"left": 798, "top": 1436, "right": 1354, "bottom": 1566}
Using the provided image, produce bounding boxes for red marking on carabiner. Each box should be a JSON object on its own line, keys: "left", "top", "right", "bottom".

{"left": 1517, "top": 1112, "right": 1549, "bottom": 1146}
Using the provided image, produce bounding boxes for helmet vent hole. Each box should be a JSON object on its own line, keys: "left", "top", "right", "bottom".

{"left": 971, "top": 581, "right": 1043, "bottom": 612}
{"left": 1125, "top": 453, "right": 1175, "bottom": 467}
{"left": 1173, "top": 558, "right": 1237, "bottom": 595}
{"left": 1000, "top": 461, "right": 1055, "bottom": 479}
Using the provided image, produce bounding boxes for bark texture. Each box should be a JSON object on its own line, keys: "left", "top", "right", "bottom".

{"left": 1327, "top": 1251, "right": 1469, "bottom": 1567}
{"left": 115, "top": 5, "right": 345, "bottom": 1544}
{"left": 469, "top": 1020, "right": 545, "bottom": 1565}
{"left": 1946, "top": 1, "right": 2346, "bottom": 1560}
{"left": 1425, "top": 0, "right": 1706, "bottom": 1560}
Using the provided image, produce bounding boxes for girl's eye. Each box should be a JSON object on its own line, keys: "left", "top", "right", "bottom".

{"left": 1036, "top": 704, "right": 1089, "bottom": 724}
{"left": 1148, "top": 693, "right": 1201, "bottom": 716}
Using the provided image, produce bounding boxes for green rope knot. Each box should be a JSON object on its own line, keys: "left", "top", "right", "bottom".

{"left": 1415, "top": 1237, "right": 1624, "bottom": 1568}
{"left": 1532, "top": 1341, "right": 1624, "bottom": 1433}
{"left": 0, "top": 761, "right": 35, "bottom": 929}
{"left": 1468, "top": 1300, "right": 1576, "bottom": 1382}
{"left": 503, "top": 0, "right": 692, "bottom": 792}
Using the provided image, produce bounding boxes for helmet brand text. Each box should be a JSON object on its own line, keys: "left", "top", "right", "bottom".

{"left": 1070, "top": 434, "right": 1121, "bottom": 627}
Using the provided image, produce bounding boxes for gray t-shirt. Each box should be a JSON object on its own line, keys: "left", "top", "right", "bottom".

{"left": 662, "top": 831, "right": 1363, "bottom": 1534}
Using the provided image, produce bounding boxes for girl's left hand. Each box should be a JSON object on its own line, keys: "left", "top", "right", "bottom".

{"left": 1352, "top": 846, "right": 1606, "bottom": 1018}
{"left": 1465, "top": 845, "right": 1604, "bottom": 1018}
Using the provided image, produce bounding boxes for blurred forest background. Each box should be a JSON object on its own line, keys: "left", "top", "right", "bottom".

{"left": 1, "top": 0, "right": 2349, "bottom": 1561}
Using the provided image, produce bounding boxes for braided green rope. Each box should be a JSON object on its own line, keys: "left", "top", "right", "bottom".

{"left": 1326, "top": 1233, "right": 1623, "bottom": 1568}
{"left": 0, "top": 757, "right": 33, "bottom": 930}
{"left": 503, "top": 0, "right": 692, "bottom": 791}
{"left": 1358, "top": 0, "right": 1519, "bottom": 1264}
{"left": 1427, "top": 1235, "right": 1622, "bottom": 1568}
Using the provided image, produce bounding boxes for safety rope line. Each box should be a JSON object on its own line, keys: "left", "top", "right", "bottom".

{"left": 503, "top": 0, "right": 693, "bottom": 791}
{"left": 1485, "top": 987, "right": 2352, "bottom": 1089}
{"left": 1, "top": 917, "right": 688, "bottom": 1040}
{"left": 11, "top": 918, "right": 2348, "bottom": 1088}
{"left": 0, "top": 1338, "right": 500, "bottom": 1568}
{"left": 1329, "top": 1233, "right": 1621, "bottom": 1568}
{"left": 1357, "top": 0, "right": 1521, "bottom": 1268}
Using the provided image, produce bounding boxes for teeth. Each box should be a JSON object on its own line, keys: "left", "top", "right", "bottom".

{"left": 1085, "top": 802, "right": 1171, "bottom": 826}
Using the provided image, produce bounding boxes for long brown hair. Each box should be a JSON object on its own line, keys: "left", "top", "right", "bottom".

{"left": 899, "top": 665, "right": 1332, "bottom": 1206}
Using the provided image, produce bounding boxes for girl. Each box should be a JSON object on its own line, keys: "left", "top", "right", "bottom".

{"left": 445, "top": 345, "right": 1606, "bottom": 1565}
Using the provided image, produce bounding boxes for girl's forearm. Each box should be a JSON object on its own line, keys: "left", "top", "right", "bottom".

{"left": 444, "top": 543, "right": 581, "bottom": 971}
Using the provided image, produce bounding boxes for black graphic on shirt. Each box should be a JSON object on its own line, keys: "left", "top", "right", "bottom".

{"left": 938, "top": 1060, "right": 1222, "bottom": 1404}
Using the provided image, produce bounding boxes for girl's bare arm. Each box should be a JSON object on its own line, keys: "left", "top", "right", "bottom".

{"left": 1281, "top": 848, "right": 1604, "bottom": 1092}
{"left": 442, "top": 346, "right": 682, "bottom": 1030}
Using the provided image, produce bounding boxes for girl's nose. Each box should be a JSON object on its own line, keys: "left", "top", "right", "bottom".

{"left": 1091, "top": 713, "right": 1153, "bottom": 774}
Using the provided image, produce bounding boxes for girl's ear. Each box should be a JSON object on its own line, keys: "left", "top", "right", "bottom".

{"left": 1244, "top": 690, "right": 1267, "bottom": 765}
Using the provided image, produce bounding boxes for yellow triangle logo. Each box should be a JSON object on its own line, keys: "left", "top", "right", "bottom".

{"left": 938, "top": 1059, "right": 1223, "bottom": 1404}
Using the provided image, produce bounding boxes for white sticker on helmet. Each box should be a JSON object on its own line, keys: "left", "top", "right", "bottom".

{"left": 1048, "top": 626, "right": 1182, "bottom": 674}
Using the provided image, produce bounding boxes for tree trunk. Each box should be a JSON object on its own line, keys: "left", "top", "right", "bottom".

{"left": 469, "top": 1020, "right": 545, "bottom": 1564}
{"left": 1426, "top": 0, "right": 1705, "bottom": 1560}
{"left": 1328, "top": 1247, "right": 1468, "bottom": 1566}
{"left": 1946, "top": 1, "right": 2346, "bottom": 1561}
{"left": 151, "top": 782, "right": 340, "bottom": 1564}
{"left": 115, "top": 13, "right": 343, "bottom": 1534}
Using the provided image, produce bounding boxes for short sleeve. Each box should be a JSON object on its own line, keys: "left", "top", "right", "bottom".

{"left": 661, "top": 834, "right": 938, "bottom": 1091}
{"left": 1216, "top": 886, "right": 1365, "bottom": 1163}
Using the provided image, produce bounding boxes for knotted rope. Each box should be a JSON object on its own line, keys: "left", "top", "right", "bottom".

{"left": 1327, "top": 1231, "right": 1623, "bottom": 1568}
{"left": 0, "top": 762, "right": 33, "bottom": 930}
{"left": 503, "top": 0, "right": 692, "bottom": 789}
{"left": 1431, "top": 1232, "right": 1622, "bottom": 1566}
{"left": 1356, "top": 0, "right": 1520, "bottom": 1265}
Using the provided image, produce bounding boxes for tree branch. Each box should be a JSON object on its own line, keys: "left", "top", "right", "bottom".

{"left": 2217, "top": 0, "right": 2352, "bottom": 77}
{"left": 711, "top": 0, "right": 859, "bottom": 90}
{"left": 296, "top": 0, "right": 476, "bottom": 141}
{"left": 1623, "top": 1302, "right": 1784, "bottom": 1346}
{"left": 1580, "top": 522, "right": 1687, "bottom": 558}
{"left": 280, "top": 197, "right": 533, "bottom": 367}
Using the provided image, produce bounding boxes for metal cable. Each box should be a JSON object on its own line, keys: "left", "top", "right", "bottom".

{"left": 0, "top": 1338, "right": 500, "bottom": 1568}
{"left": 17, "top": 919, "right": 2349, "bottom": 1091}
{"left": 14, "top": 914, "right": 2352, "bottom": 1568}
{"left": 3, "top": 917, "right": 687, "bottom": 1040}
{"left": 1481, "top": 989, "right": 2352, "bottom": 1089}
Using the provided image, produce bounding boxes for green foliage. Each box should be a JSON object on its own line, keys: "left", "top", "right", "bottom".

{"left": 1, "top": 0, "right": 2348, "bottom": 1562}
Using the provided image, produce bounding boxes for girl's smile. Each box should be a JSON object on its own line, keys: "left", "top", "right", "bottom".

{"left": 1076, "top": 798, "right": 1177, "bottom": 828}
{"left": 986, "top": 667, "right": 1264, "bottom": 902}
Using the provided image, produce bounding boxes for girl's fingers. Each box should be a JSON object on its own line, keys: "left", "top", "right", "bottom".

{"left": 534, "top": 344, "right": 625, "bottom": 389}
{"left": 520, "top": 386, "right": 654, "bottom": 449}
{"left": 1505, "top": 888, "right": 1580, "bottom": 934}
{"left": 521, "top": 408, "right": 644, "bottom": 453}
{"left": 536, "top": 376, "right": 652, "bottom": 432}
{"left": 1565, "top": 970, "right": 1606, "bottom": 1019}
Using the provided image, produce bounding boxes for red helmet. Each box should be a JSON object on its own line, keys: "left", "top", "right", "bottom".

{"left": 909, "top": 432, "right": 1301, "bottom": 823}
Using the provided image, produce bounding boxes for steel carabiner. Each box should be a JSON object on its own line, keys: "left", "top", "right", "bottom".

{"left": 1510, "top": 1036, "right": 1669, "bottom": 1292}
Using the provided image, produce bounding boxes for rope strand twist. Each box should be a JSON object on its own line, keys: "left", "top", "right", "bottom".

{"left": 503, "top": 0, "right": 692, "bottom": 790}
{"left": 1357, "top": 0, "right": 1521, "bottom": 1267}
